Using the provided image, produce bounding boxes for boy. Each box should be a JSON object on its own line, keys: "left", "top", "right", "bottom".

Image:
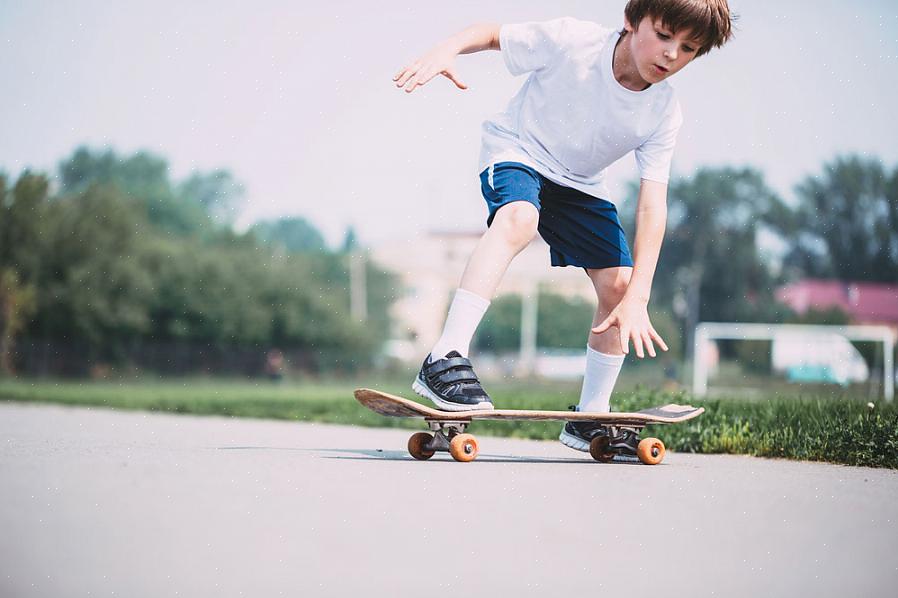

{"left": 393, "top": 0, "right": 733, "bottom": 454}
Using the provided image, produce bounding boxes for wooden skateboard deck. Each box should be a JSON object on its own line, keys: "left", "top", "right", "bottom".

{"left": 354, "top": 388, "right": 703, "bottom": 464}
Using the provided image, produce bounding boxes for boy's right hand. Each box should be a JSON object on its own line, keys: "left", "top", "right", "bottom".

{"left": 393, "top": 43, "right": 468, "bottom": 94}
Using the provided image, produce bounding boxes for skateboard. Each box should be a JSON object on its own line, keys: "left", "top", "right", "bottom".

{"left": 354, "top": 388, "right": 704, "bottom": 465}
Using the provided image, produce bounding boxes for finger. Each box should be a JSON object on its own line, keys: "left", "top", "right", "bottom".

{"left": 649, "top": 327, "right": 669, "bottom": 352}
{"left": 395, "top": 63, "right": 420, "bottom": 87}
{"left": 405, "top": 69, "right": 432, "bottom": 92}
{"left": 443, "top": 69, "right": 468, "bottom": 90}
{"left": 630, "top": 330, "right": 644, "bottom": 359}
{"left": 404, "top": 76, "right": 420, "bottom": 93}
{"left": 642, "top": 331, "right": 657, "bottom": 358}
{"left": 619, "top": 326, "right": 630, "bottom": 355}
{"left": 419, "top": 69, "right": 439, "bottom": 86}
{"left": 591, "top": 317, "right": 614, "bottom": 335}
{"left": 395, "top": 70, "right": 414, "bottom": 88}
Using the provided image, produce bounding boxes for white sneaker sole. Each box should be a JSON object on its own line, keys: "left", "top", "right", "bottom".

{"left": 412, "top": 377, "right": 494, "bottom": 412}
{"left": 559, "top": 428, "right": 590, "bottom": 452}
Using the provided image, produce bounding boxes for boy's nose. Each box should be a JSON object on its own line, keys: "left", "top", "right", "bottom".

{"left": 664, "top": 46, "right": 678, "bottom": 61}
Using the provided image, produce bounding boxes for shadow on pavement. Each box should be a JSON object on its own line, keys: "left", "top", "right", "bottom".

{"left": 214, "top": 446, "right": 646, "bottom": 465}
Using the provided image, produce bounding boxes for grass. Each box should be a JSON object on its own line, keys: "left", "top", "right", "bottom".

{"left": 1, "top": 376, "right": 896, "bottom": 469}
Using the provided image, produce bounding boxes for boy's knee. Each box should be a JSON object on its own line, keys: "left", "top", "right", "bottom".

{"left": 587, "top": 268, "right": 631, "bottom": 307}
{"left": 493, "top": 201, "right": 539, "bottom": 247}
{"left": 601, "top": 280, "right": 628, "bottom": 306}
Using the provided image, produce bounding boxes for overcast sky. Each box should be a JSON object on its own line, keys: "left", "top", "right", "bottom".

{"left": 2, "top": 0, "right": 897, "bottom": 247}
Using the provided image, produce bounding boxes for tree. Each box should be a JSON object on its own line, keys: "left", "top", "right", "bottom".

{"left": 341, "top": 226, "right": 358, "bottom": 253}
{"left": 1, "top": 152, "right": 397, "bottom": 376}
{"left": 177, "top": 170, "right": 245, "bottom": 225}
{"left": 0, "top": 172, "right": 47, "bottom": 373}
{"left": 250, "top": 217, "right": 328, "bottom": 253}
{"left": 58, "top": 146, "right": 211, "bottom": 235}
{"left": 36, "top": 184, "right": 154, "bottom": 354}
{"left": 0, "top": 269, "right": 36, "bottom": 375}
{"left": 779, "top": 155, "right": 898, "bottom": 282}
{"left": 0, "top": 171, "right": 50, "bottom": 281}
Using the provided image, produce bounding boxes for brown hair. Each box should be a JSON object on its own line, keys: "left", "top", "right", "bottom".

{"left": 623, "top": 0, "right": 734, "bottom": 56}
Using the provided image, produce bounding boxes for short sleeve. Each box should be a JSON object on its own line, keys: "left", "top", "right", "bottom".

{"left": 634, "top": 100, "right": 683, "bottom": 185}
{"left": 499, "top": 17, "right": 575, "bottom": 76}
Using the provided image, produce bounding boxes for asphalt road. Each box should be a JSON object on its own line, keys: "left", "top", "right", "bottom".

{"left": 1, "top": 402, "right": 897, "bottom": 597}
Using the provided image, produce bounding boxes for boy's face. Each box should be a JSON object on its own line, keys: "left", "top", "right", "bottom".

{"left": 624, "top": 16, "right": 701, "bottom": 85}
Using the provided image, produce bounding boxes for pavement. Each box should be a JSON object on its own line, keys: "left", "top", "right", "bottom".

{"left": 1, "top": 401, "right": 897, "bottom": 597}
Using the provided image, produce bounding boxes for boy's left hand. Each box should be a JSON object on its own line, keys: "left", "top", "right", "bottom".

{"left": 591, "top": 297, "right": 669, "bottom": 358}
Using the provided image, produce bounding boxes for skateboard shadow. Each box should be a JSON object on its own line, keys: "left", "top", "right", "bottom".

{"left": 213, "top": 446, "right": 645, "bottom": 465}
{"left": 316, "top": 447, "right": 644, "bottom": 465}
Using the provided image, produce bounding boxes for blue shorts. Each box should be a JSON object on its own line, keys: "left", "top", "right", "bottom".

{"left": 480, "top": 162, "right": 633, "bottom": 269}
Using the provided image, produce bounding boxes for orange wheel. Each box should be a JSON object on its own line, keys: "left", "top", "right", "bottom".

{"left": 448, "top": 433, "right": 479, "bottom": 462}
{"left": 589, "top": 435, "right": 615, "bottom": 462}
{"left": 408, "top": 432, "right": 435, "bottom": 460}
{"left": 637, "top": 437, "right": 665, "bottom": 465}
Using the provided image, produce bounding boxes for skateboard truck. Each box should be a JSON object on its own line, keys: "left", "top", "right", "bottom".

{"left": 404, "top": 419, "right": 479, "bottom": 462}
{"left": 423, "top": 419, "right": 468, "bottom": 452}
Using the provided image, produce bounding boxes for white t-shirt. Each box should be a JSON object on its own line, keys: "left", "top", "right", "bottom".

{"left": 479, "top": 17, "right": 683, "bottom": 200}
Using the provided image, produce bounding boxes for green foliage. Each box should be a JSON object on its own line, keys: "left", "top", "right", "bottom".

{"left": 641, "top": 307, "right": 682, "bottom": 361}
{"left": 781, "top": 155, "right": 898, "bottom": 282}
{"left": 475, "top": 291, "right": 596, "bottom": 351}
{"left": 0, "top": 269, "right": 36, "bottom": 375}
{"left": 0, "top": 172, "right": 46, "bottom": 373}
{"left": 177, "top": 170, "right": 245, "bottom": 225}
{"left": 249, "top": 217, "right": 328, "bottom": 253}
{"left": 59, "top": 146, "right": 211, "bottom": 235}
{"left": 0, "top": 148, "right": 397, "bottom": 375}
{"left": 784, "top": 306, "right": 850, "bottom": 326}
{"left": 732, "top": 340, "right": 770, "bottom": 374}
{"left": 536, "top": 293, "right": 594, "bottom": 348}
{"left": 475, "top": 294, "right": 523, "bottom": 351}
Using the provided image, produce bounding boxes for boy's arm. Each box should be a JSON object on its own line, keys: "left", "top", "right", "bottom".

{"left": 393, "top": 23, "right": 501, "bottom": 93}
{"left": 592, "top": 179, "right": 670, "bottom": 358}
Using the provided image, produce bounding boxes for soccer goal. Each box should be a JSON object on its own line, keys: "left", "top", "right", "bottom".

{"left": 692, "top": 322, "right": 895, "bottom": 401}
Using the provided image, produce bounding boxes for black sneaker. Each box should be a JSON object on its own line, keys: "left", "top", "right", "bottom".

{"left": 412, "top": 351, "right": 494, "bottom": 412}
{"left": 559, "top": 407, "right": 610, "bottom": 452}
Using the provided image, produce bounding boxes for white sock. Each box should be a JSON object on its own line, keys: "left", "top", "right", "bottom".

{"left": 577, "top": 346, "right": 625, "bottom": 413}
{"left": 430, "top": 288, "right": 491, "bottom": 359}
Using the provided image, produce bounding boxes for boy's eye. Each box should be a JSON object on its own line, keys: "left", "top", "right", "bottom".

{"left": 655, "top": 31, "right": 670, "bottom": 40}
{"left": 683, "top": 45, "right": 696, "bottom": 53}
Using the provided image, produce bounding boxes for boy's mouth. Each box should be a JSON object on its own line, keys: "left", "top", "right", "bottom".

{"left": 653, "top": 64, "right": 669, "bottom": 74}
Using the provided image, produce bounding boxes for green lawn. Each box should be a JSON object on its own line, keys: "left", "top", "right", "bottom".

{"left": 1, "top": 377, "right": 896, "bottom": 469}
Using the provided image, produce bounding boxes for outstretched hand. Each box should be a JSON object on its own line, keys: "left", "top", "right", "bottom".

{"left": 393, "top": 43, "right": 468, "bottom": 93}
{"left": 592, "top": 297, "right": 669, "bottom": 358}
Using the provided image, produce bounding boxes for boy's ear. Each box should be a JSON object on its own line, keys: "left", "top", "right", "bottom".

{"left": 623, "top": 15, "right": 635, "bottom": 33}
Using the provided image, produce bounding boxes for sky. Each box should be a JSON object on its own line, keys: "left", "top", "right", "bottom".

{"left": 2, "top": 0, "right": 897, "bottom": 247}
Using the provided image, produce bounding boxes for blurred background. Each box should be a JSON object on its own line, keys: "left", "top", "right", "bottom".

{"left": 1, "top": 0, "right": 896, "bottom": 400}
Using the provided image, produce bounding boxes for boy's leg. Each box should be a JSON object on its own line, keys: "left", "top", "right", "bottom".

{"left": 577, "top": 266, "right": 631, "bottom": 413}
{"left": 415, "top": 201, "right": 539, "bottom": 411}
{"left": 559, "top": 266, "right": 632, "bottom": 451}
{"left": 430, "top": 201, "right": 540, "bottom": 359}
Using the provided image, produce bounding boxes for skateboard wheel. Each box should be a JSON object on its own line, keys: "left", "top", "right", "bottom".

{"left": 449, "top": 433, "right": 478, "bottom": 462}
{"left": 408, "top": 432, "right": 435, "bottom": 460}
{"left": 637, "top": 437, "right": 665, "bottom": 465}
{"left": 589, "top": 435, "right": 615, "bottom": 462}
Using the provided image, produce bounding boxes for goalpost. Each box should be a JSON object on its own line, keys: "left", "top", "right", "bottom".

{"left": 693, "top": 322, "right": 895, "bottom": 401}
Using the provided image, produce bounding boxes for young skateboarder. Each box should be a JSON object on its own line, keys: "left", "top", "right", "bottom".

{"left": 393, "top": 0, "right": 733, "bottom": 454}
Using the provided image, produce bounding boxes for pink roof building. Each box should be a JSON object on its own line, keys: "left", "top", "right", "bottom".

{"left": 775, "top": 279, "right": 898, "bottom": 328}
